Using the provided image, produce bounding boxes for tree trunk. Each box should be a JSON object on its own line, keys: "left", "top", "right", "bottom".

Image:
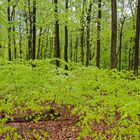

{"left": 134, "top": 0, "right": 140, "bottom": 75}
{"left": 54, "top": 0, "right": 60, "bottom": 67}
{"left": 37, "top": 28, "right": 42, "bottom": 59}
{"left": 119, "top": 17, "right": 125, "bottom": 71}
{"left": 75, "top": 36, "right": 78, "bottom": 62}
{"left": 44, "top": 34, "right": 48, "bottom": 59}
{"left": 24, "top": 0, "right": 29, "bottom": 60}
{"left": 7, "top": 0, "right": 12, "bottom": 61}
{"left": 41, "top": 36, "right": 44, "bottom": 59}
{"left": 19, "top": 26, "right": 22, "bottom": 59}
{"left": 28, "top": 0, "right": 32, "bottom": 59}
{"left": 129, "top": 1, "right": 135, "bottom": 70}
{"left": 32, "top": 0, "right": 36, "bottom": 60}
{"left": 96, "top": 0, "right": 101, "bottom": 68}
{"left": 18, "top": 12, "right": 22, "bottom": 59}
{"left": 12, "top": 5, "right": 16, "bottom": 60}
{"left": 80, "top": 0, "right": 86, "bottom": 65}
{"left": 69, "top": 34, "right": 73, "bottom": 62}
{"left": 86, "top": 1, "right": 93, "bottom": 66}
{"left": 49, "top": 36, "right": 53, "bottom": 58}
{"left": 110, "top": 0, "right": 117, "bottom": 69}
{"left": 64, "top": 0, "right": 68, "bottom": 70}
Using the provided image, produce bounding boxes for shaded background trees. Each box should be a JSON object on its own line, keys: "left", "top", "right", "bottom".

{"left": 0, "top": 0, "right": 139, "bottom": 74}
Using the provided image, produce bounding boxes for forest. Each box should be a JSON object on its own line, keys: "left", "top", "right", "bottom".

{"left": 0, "top": 0, "right": 140, "bottom": 139}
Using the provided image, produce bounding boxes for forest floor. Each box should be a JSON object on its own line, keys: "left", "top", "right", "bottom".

{"left": 1, "top": 105, "right": 80, "bottom": 140}
{"left": 0, "top": 60, "right": 140, "bottom": 139}
{"left": 0, "top": 104, "right": 129, "bottom": 140}
{"left": 0, "top": 105, "right": 119, "bottom": 140}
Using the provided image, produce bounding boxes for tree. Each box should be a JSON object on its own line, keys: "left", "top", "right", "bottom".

{"left": 110, "top": 0, "right": 117, "bottom": 69}
{"left": 18, "top": 12, "right": 23, "bottom": 59}
{"left": 134, "top": 0, "right": 140, "bottom": 75}
{"left": 12, "top": 3, "right": 17, "bottom": 60}
{"left": 96, "top": 0, "right": 102, "bottom": 68}
{"left": 32, "top": 0, "right": 36, "bottom": 60}
{"left": 0, "top": 0, "right": 137, "bottom": 71}
{"left": 28, "top": 0, "right": 33, "bottom": 60}
{"left": 80, "top": 0, "right": 86, "bottom": 65}
{"left": 117, "top": 0, "right": 128, "bottom": 71}
{"left": 64, "top": 0, "right": 68, "bottom": 70}
{"left": 7, "top": 0, "right": 12, "bottom": 61}
{"left": 37, "top": 27, "right": 42, "bottom": 59}
{"left": 54, "top": 0, "right": 60, "bottom": 67}
{"left": 86, "top": 0, "right": 93, "bottom": 66}
{"left": 118, "top": 16, "right": 125, "bottom": 71}
{"left": 128, "top": 0, "right": 137, "bottom": 70}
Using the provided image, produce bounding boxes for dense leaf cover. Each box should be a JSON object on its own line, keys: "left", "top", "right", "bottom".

{"left": 0, "top": 60, "right": 140, "bottom": 139}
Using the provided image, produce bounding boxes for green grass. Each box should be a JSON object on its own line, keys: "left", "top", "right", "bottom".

{"left": 0, "top": 59, "right": 140, "bottom": 139}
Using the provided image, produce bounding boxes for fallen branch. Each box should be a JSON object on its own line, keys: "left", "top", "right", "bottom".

{"left": 0, "top": 109, "right": 60, "bottom": 124}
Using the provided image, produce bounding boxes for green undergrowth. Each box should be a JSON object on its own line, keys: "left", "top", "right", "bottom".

{"left": 0, "top": 59, "right": 140, "bottom": 139}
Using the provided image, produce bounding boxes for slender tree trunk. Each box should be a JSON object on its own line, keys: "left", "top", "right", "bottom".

{"left": 7, "top": 0, "right": 12, "bottom": 61}
{"left": 69, "top": 34, "right": 73, "bottom": 61}
{"left": 134, "top": 0, "right": 140, "bottom": 75}
{"left": 119, "top": 32, "right": 122, "bottom": 71}
{"left": 28, "top": 0, "right": 32, "bottom": 59}
{"left": 64, "top": 25, "right": 68, "bottom": 69}
{"left": 44, "top": 34, "right": 48, "bottom": 59}
{"left": 24, "top": 0, "right": 29, "bottom": 60}
{"left": 129, "top": 2, "right": 135, "bottom": 70}
{"left": 50, "top": 36, "right": 53, "bottom": 58}
{"left": 19, "top": 25, "right": 22, "bottom": 59}
{"left": 37, "top": 28, "right": 42, "bottom": 59}
{"left": 86, "top": 1, "right": 93, "bottom": 66}
{"left": 18, "top": 12, "right": 22, "bottom": 59}
{"left": 12, "top": 5, "right": 16, "bottom": 60}
{"left": 128, "top": 48, "right": 131, "bottom": 70}
{"left": 64, "top": 0, "right": 68, "bottom": 70}
{"left": 129, "top": 37, "right": 134, "bottom": 69}
{"left": 54, "top": 0, "right": 60, "bottom": 67}
{"left": 96, "top": 0, "right": 101, "bottom": 68}
{"left": 86, "top": 25, "right": 90, "bottom": 66}
{"left": 119, "top": 17, "right": 125, "bottom": 71}
{"left": 13, "top": 25, "right": 16, "bottom": 60}
{"left": 80, "top": 0, "right": 86, "bottom": 65}
{"left": 41, "top": 36, "right": 44, "bottom": 59}
{"left": 75, "top": 36, "right": 78, "bottom": 62}
{"left": 110, "top": 0, "right": 117, "bottom": 69}
{"left": 32, "top": 0, "right": 36, "bottom": 60}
